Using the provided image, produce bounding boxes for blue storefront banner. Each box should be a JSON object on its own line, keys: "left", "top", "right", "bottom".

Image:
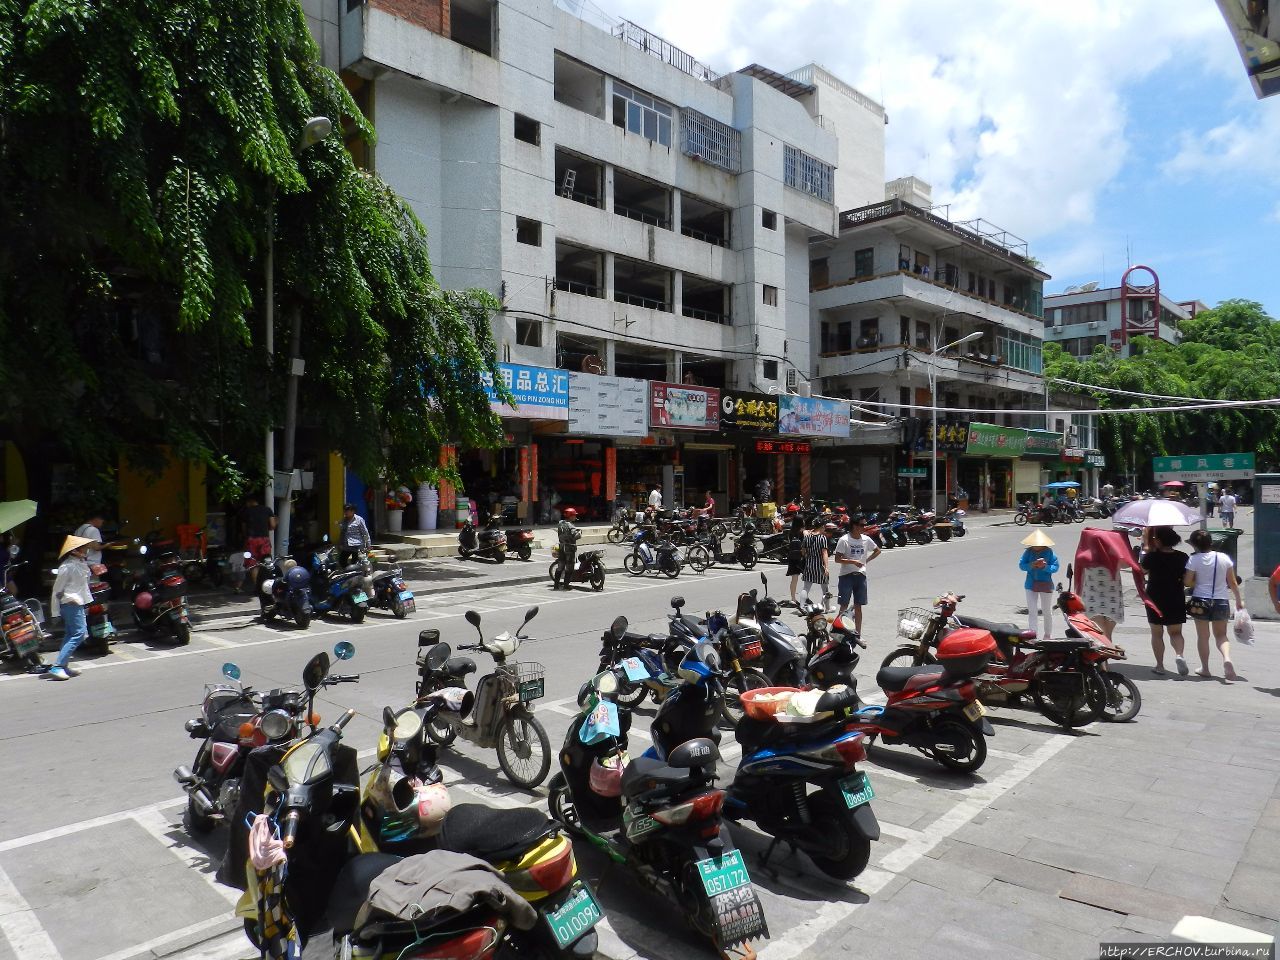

{"left": 778, "top": 394, "right": 849, "bottom": 438}
{"left": 483, "top": 363, "right": 569, "bottom": 420}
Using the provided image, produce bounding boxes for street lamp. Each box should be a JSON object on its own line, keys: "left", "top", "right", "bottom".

{"left": 929, "top": 330, "right": 983, "bottom": 514}
{"left": 268, "top": 116, "right": 333, "bottom": 556}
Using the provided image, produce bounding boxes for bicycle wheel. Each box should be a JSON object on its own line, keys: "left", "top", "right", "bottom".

{"left": 686, "top": 545, "right": 711, "bottom": 573}
{"left": 496, "top": 711, "right": 552, "bottom": 789}
{"left": 1014, "top": 512, "right": 1028, "bottom": 526}
{"left": 623, "top": 552, "right": 645, "bottom": 576}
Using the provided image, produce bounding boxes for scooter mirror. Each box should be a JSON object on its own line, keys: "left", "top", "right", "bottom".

{"left": 7, "top": 544, "right": 18, "bottom": 558}
{"left": 465, "top": 610, "right": 482, "bottom": 628}
{"left": 521, "top": 606, "right": 539, "bottom": 627}
{"left": 244, "top": 551, "right": 253, "bottom": 560}
{"left": 760, "top": 573, "right": 768, "bottom": 588}
{"left": 323, "top": 534, "right": 330, "bottom": 543}
{"left": 670, "top": 596, "right": 685, "bottom": 609}
{"left": 302, "top": 651, "right": 331, "bottom": 691}
{"left": 222, "top": 662, "right": 242, "bottom": 681}
{"left": 418, "top": 629, "right": 440, "bottom": 648}
{"left": 382, "top": 705, "right": 397, "bottom": 729}
{"left": 1066, "top": 562, "right": 1074, "bottom": 579}
{"left": 610, "top": 615, "right": 628, "bottom": 639}
{"left": 333, "top": 641, "right": 356, "bottom": 661}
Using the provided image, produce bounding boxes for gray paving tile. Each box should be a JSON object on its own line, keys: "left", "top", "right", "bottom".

{"left": 936, "top": 841, "right": 1075, "bottom": 896}
{"left": 1222, "top": 863, "right": 1280, "bottom": 921}
{"left": 900, "top": 854, "right": 995, "bottom": 897}
{"left": 1021, "top": 837, "right": 1156, "bottom": 887}
{"left": 950, "top": 818, "right": 1032, "bottom": 856}
{"left": 977, "top": 878, "right": 1129, "bottom": 935}
{"left": 1143, "top": 865, "right": 1228, "bottom": 906}
{"left": 1212, "top": 904, "right": 1280, "bottom": 936}
{"left": 1058, "top": 873, "right": 1202, "bottom": 922}
{"left": 926, "top": 920, "right": 1052, "bottom": 960}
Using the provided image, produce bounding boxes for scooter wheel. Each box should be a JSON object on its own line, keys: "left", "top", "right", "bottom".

{"left": 1014, "top": 513, "right": 1028, "bottom": 526}
{"left": 954, "top": 528, "right": 967, "bottom": 538}
{"left": 295, "top": 612, "right": 311, "bottom": 630}
{"left": 607, "top": 527, "right": 624, "bottom": 545}
{"left": 547, "top": 772, "right": 584, "bottom": 835}
{"left": 392, "top": 599, "right": 408, "bottom": 619}
{"left": 495, "top": 551, "right": 506, "bottom": 563}
{"left": 348, "top": 603, "right": 367, "bottom": 624}
{"left": 518, "top": 545, "right": 532, "bottom": 562}
{"left": 804, "top": 790, "right": 873, "bottom": 880}
{"left": 930, "top": 718, "right": 987, "bottom": 773}
{"left": 184, "top": 794, "right": 217, "bottom": 835}
{"left": 174, "top": 622, "right": 192, "bottom": 646}
{"left": 623, "top": 553, "right": 645, "bottom": 577}
{"left": 590, "top": 568, "right": 605, "bottom": 592}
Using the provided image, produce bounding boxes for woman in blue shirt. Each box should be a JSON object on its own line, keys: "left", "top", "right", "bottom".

{"left": 1019, "top": 530, "right": 1060, "bottom": 638}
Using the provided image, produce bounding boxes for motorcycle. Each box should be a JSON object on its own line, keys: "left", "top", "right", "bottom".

{"left": 623, "top": 529, "right": 682, "bottom": 578}
{"left": 415, "top": 608, "right": 552, "bottom": 788}
{"left": 1058, "top": 566, "right": 1141, "bottom": 723}
{"left": 607, "top": 506, "right": 639, "bottom": 545}
{"left": 730, "top": 574, "right": 810, "bottom": 689}
{"left": 596, "top": 614, "right": 684, "bottom": 709}
{"left": 309, "top": 544, "right": 373, "bottom": 623}
{"left": 506, "top": 527, "right": 536, "bottom": 561}
{"left": 131, "top": 547, "right": 193, "bottom": 645}
{"left": 369, "top": 558, "right": 416, "bottom": 619}
{"left": 174, "top": 642, "right": 359, "bottom": 833}
{"left": 459, "top": 516, "right": 507, "bottom": 562}
{"left": 547, "top": 641, "right": 770, "bottom": 956}
{"left": 0, "top": 559, "right": 49, "bottom": 673}
{"left": 549, "top": 546, "right": 606, "bottom": 591}
{"left": 1013, "top": 501, "right": 1059, "bottom": 526}
{"left": 934, "top": 507, "right": 967, "bottom": 542}
{"left": 84, "top": 563, "right": 118, "bottom": 654}
{"left": 253, "top": 552, "right": 314, "bottom": 628}
{"left": 727, "top": 496, "right": 758, "bottom": 535}
{"left": 740, "top": 517, "right": 789, "bottom": 563}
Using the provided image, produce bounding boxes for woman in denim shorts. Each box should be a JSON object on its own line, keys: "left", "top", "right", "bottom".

{"left": 1183, "top": 529, "right": 1244, "bottom": 682}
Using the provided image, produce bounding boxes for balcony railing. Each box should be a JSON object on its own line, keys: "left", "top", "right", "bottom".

{"left": 682, "top": 306, "right": 731, "bottom": 325}
{"left": 813, "top": 268, "right": 1045, "bottom": 321}
{"left": 560, "top": 189, "right": 601, "bottom": 208}
{"left": 680, "top": 225, "right": 728, "bottom": 247}
{"left": 555, "top": 279, "right": 601, "bottom": 297}
{"left": 615, "top": 291, "right": 670, "bottom": 311}
{"left": 838, "top": 198, "right": 1036, "bottom": 266}
{"left": 614, "top": 202, "right": 670, "bottom": 229}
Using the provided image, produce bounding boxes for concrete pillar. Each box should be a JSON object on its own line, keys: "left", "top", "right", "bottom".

{"left": 603, "top": 252, "right": 615, "bottom": 301}
{"left": 667, "top": 351, "right": 683, "bottom": 383}
{"left": 671, "top": 188, "right": 682, "bottom": 233}
{"left": 603, "top": 338, "right": 616, "bottom": 375}
{"left": 672, "top": 271, "right": 683, "bottom": 316}
{"left": 603, "top": 163, "right": 615, "bottom": 213}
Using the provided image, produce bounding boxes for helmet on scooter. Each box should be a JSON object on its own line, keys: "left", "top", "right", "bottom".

{"left": 134, "top": 591, "right": 153, "bottom": 610}
{"left": 1061, "top": 590, "right": 1086, "bottom": 614}
{"left": 363, "top": 765, "right": 452, "bottom": 843}
{"left": 562, "top": 507, "right": 578, "bottom": 520}
{"left": 284, "top": 565, "right": 310, "bottom": 588}
{"left": 588, "top": 753, "right": 627, "bottom": 797}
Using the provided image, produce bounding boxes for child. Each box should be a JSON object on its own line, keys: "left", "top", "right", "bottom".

{"left": 1019, "top": 530, "right": 1059, "bottom": 638}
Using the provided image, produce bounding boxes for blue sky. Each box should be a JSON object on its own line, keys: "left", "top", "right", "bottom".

{"left": 593, "top": 0, "right": 1280, "bottom": 316}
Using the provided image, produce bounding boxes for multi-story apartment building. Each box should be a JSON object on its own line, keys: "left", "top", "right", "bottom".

{"left": 303, "top": 0, "right": 885, "bottom": 517}
{"left": 1043, "top": 266, "right": 1192, "bottom": 360}
{"left": 808, "top": 177, "right": 1057, "bottom": 509}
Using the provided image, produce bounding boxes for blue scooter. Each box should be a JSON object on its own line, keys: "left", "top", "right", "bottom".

{"left": 308, "top": 545, "right": 372, "bottom": 623}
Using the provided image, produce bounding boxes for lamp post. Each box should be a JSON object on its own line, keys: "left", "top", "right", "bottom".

{"left": 270, "top": 115, "right": 333, "bottom": 557}
{"left": 929, "top": 331, "right": 983, "bottom": 514}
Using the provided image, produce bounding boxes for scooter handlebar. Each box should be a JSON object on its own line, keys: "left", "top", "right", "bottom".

{"left": 281, "top": 810, "right": 300, "bottom": 849}
{"left": 332, "top": 708, "right": 357, "bottom": 731}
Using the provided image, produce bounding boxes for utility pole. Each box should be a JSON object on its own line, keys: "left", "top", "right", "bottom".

{"left": 264, "top": 195, "right": 275, "bottom": 552}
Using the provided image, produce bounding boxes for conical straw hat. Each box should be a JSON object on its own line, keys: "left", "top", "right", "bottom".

{"left": 1020, "top": 530, "right": 1055, "bottom": 548}
{"left": 59, "top": 535, "right": 95, "bottom": 558}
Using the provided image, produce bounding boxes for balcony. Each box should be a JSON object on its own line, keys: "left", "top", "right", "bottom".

{"left": 613, "top": 168, "right": 671, "bottom": 229}
{"left": 682, "top": 274, "right": 732, "bottom": 325}
{"left": 615, "top": 255, "right": 671, "bottom": 312}
{"left": 681, "top": 193, "right": 729, "bottom": 247}
{"left": 555, "top": 241, "right": 603, "bottom": 299}
{"left": 555, "top": 149, "right": 603, "bottom": 209}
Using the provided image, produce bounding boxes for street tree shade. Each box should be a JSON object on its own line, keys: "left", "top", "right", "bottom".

{"left": 0, "top": 0, "right": 510, "bottom": 527}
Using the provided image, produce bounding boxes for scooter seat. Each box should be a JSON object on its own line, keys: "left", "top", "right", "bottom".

{"left": 1032, "top": 638, "right": 1093, "bottom": 651}
{"left": 621, "top": 755, "right": 703, "bottom": 799}
{"left": 955, "top": 615, "right": 1027, "bottom": 641}
{"left": 328, "top": 851, "right": 403, "bottom": 935}
{"left": 876, "top": 664, "right": 944, "bottom": 693}
{"left": 679, "top": 613, "right": 705, "bottom": 634}
{"left": 437, "top": 803, "right": 557, "bottom": 863}
{"left": 444, "top": 657, "right": 476, "bottom": 678}
{"left": 734, "top": 715, "right": 847, "bottom": 747}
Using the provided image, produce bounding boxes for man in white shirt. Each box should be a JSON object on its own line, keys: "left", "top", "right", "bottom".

{"left": 832, "top": 515, "right": 881, "bottom": 633}
{"left": 648, "top": 486, "right": 663, "bottom": 511}
{"left": 74, "top": 513, "right": 105, "bottom": 566}
{"left": 1218, "top": 490, "right": 1238, "bottom": 528}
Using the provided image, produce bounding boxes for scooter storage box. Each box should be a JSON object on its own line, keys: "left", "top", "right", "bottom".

{"left": 936, "top": 628, "right": 997, "bottom": 677}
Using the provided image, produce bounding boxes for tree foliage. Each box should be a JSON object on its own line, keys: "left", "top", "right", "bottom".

{"left": 1045, "top": 300, "right": 1280, "bottom": 478}
{"left": 0, "top": 0, "right": 505, "bottom": 497}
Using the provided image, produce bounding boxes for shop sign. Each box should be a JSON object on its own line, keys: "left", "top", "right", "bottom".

{"left": 1152, "top": 452, "right": 1256, "bottom": 482}
{"left": 483, "top": 363, "right": 569, "bottom": 420}
{"left": 567, "top": 372, "right": 648, "bottom": 437}
{"left": 1063, "top": 447, "right": 1085, "bottom": 462}
{"left": 778, "top": 395, "right": 849, "bottom": 438}
{"left": 1085, "top": 451, "right": 1106, "bottom": 468}
{"left": 897, "top": 467, "right": 928, "bottom": 478}
{"left": 1023, "top": 429, "right": 1063, "bottom": 459}
{"left": 965, "top": 422, "right": 1027, "bottom": 458}
{"left": 756, "top": 439, "right": 811, "bottom": 455}
{"left": 650, "top": 381, "right": 720, "bottom": 431}
{"left": 928, "top": 419, "right": 970, "bottom": 453}
{"left": 721, "top": 391, "right": 778, "bottom": 433}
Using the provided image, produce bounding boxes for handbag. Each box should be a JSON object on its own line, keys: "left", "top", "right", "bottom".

{"left": 1186, "top": 554, "right": 1217, "bottom": 618}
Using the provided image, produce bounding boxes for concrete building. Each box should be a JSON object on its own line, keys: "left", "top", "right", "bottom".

{"left": 807, "top": 181, "right": 1055, "bottom": 508}
{"left": 1043, "top": 265, "right": 1191, "bottom": 359}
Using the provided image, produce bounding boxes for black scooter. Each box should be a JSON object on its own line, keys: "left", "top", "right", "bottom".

{"left": 458, "top": 517, "right": 506, "bottom": 562}
{"left": 253, "top": 553, "right": 314, "bottom": 628}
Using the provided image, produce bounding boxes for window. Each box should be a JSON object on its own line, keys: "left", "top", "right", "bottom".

{"left": 857, "top": 318, "right": 879, "bottom": 349}
{"left": 854, "top": 247, "right": 874, "bottom": 278}
{"left": 761, "top": 209, "right": 777, "bottom": 230}
{"left": 782, "top": 144, "right": 834, "bottom": 202}
{"left": 612, "top": 82, "right": 673, "bottom": 146}
{"left": 513, "top": 113, "right": 540, "bottom": 145}
{"left": 859, "top": 387, "right": 880, "bottom": 403}
{"left": 995, "top": 327, "right": 1044, "bottom": 373}
{"left": 899, "top": 316, "right": 910, "bottom": 345}
{"left": 680, "top": 108, "right": 740, "bottom": 173}
{"left": 915, "top": 320, "right": 931, "bottom": 349}
{"left": 809, "top": 258, "right": 829, "bottom": 289}
{"left": 899, "top": 386, "right": 911, "bottom": 412}
{"left": 515, "top": 217, "right": 541, "bottom": 246}
{"left": 762, "top": 284, "right": 778, "bottom": 306}
{"left": 516, "top": 319, "right": 542, "bottom": 347}
{"left": 821, "top": 321, "right": 852, "bottom": 354}
{"left": 762, "top": 360, "right": 778, "bottom": 381}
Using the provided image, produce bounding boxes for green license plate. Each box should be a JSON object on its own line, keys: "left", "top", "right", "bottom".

{"left": 839, "top": 771, "right": 875, "bottom": 809}
{"left": 696, "top": 849, "right": 752, "bottom": 897}
{"left": 519, "top": 678, "right": 545, "bottom": 701}
{"left": 544, "top": 881, "right": 603, "bottom": 949}
{"left": 351, "top": 592, "right": 368, "bottom": 605}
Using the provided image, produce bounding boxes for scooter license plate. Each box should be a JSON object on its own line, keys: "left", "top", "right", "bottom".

{"left": 544, "top": 880, "right": 603, "bottom": 949}
{"left": 351, "top": 592, "right": 368, "bottom": 605}
{"left": 963, "top": 701, "right": 986, "bottom": 722}
{"left": 839, "top": 771, "right": 875, "bottom": 809}
{"left": 696, "top": 849, "right": 751, "bottom": 897}
{"left": 397, "top": 590, "right": 414, "bottom": 601}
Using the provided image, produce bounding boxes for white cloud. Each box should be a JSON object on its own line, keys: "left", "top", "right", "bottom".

{"left": 591, "top": 0, "right": 1235, "bottom": 244}
{"left": 1162, "top": 100, "right": 1280, "bottom": 182}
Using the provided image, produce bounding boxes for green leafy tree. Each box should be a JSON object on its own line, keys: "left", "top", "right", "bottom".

{"left": 0, "top": 0, "right": 506, "bottom": 511}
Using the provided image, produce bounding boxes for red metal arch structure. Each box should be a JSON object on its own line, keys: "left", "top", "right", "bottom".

{"left": 1119, "top": 264, "right": 1160, "bottom": 348}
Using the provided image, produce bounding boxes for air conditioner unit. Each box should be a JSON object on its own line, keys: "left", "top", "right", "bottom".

{"left": 785, "top": 369, "right": 799, "bottom": 390}
{"left": 1087, "top": 321, "right": 1099, "bottom": 329}
{"left": 1066, "top": 425, "right": 1080, "bottom": 442}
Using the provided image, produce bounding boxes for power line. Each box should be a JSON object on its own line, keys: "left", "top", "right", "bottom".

{"left": 850, "top": 396, "right": 1280, "bottom": 417}
{"left": 1049, "top": 377, "right": 1226, "bottom": 403}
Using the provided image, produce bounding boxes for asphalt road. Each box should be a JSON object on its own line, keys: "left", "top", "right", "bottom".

{"left": 2, "top": 513, "right": 1277, "bottom": 960}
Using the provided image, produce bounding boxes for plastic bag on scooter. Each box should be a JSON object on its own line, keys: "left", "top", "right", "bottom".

{"left": 580, "top": 699, "right": 620, "bottom": 744}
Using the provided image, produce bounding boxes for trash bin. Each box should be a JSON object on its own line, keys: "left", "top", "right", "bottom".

{"left": 1207, "top": 528, "right": 1244, "bottom": 565}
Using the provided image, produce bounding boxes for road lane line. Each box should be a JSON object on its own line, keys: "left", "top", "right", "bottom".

{"left": 129, "top": 808, "right": 239, "bottom": 905}
{"left": 92, "top": 915, "right": 236, "bottom": 960}
{"left": 0, "top": 862, "right": 60, "bottom": 960}
{"left": 0, "top": 798, "right": 181, "bottom": 854}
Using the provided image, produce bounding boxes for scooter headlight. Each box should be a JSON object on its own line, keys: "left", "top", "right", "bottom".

{"left": 260, "top": 709, "right": 293, "bottom": 741}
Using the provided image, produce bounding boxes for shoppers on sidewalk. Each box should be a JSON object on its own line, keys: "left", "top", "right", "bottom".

{"left": 48, "top": 535, "right": 95, "bottom": 681}
{"left": 798, "top": 517, "right": 830, "bottom": 611}
{"left": 832, "top": 515, "right": 880, "bottom": 634}
{"left": 784, "top": 510, "right": 805, "bottom": 605}
{"left": 338, "top": 503, "right": 371, "bottom": 565}
{"left": 1185, "top": 528, "right": 1244, "bottom": 682}
{"left": 1019, "top": 530, "right": 1059, "bottom": 639}
{"left": 1141, "top": 526, "right": 1189, "bottom": 675}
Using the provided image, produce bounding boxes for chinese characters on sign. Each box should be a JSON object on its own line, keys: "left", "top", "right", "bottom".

{"left": 778, "top": 395, "right": 850, "bottom": 438}
{"left": 755, "top": 440, "right": 811, "bottom": 454}
{"left": 964, "top": 423, "right": 1028, "bottom": 458}
{"left": 567, "top": 372, "right": 648, "bottom": 437}
{"left": 720, "top": 391, "right": 779, "bottom": 433}
{"left": 483, "top": 363, "right": 569, "bottom": 420}
{"left": 650, "top": 381, "right": 721, "bottom": 431}
{"left": 1152, "top": 453, "right": 1256, "bottom": 482}
{"left": 929, "top": 420, "right": 970, "bottom": 452}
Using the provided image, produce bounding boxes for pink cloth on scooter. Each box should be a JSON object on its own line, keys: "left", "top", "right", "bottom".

{"left": 1074, "top": 528, "right": 1160, "bottom": 617}
{"left": 249, "top": 814, "right": 287, "bottom": 871}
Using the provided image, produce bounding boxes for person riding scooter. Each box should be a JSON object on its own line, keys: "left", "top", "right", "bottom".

{"left": 554, "top": 508, "right": 580, "bottom": 591}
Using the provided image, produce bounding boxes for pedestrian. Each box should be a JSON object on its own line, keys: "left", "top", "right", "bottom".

{"left": 784, "top": 510, "right": 805, "bottom": 605}
{"left": 798, "top": 517, "right": 830, "bottom": 611}
{"left": 338, "top": 503, "right": 371, "bottom": 565}
{"left": 48, "top": 534, "right": 95, "bottom": 680}
{"left": 1141, "top": 526, "right": 1189, "bottom": 675}
{"left": 1218, "top": 488, "right": 1237, "bottom": 528}
{"left": 1270, "top": 563, "right": 1280, "bottom": 616}
{"left": 647, "top": 485, "right": 663, "bottom": 512}
{"left": 832, "top": 515, "right": 881, "bottom": 634}
{"left": 243, "top": 494, "right": 276, "bottom": 560}
{"left": 74, "top": 512, "right": 105, "bottom": 566}
{"left": 1205, "top": 487, "right": 1216, "bottom": 518}
{"left": 554, "top": 507, "right": 580, "bottom": 590}
{"left": 1019, "top": 530, "right": 1059, "bottom": 638}
{"left": 1184, "top": 528, "right": 1244, "bottom": 681}
{"left": 1080, "top": 555, "right": 1125, "bottom": 641}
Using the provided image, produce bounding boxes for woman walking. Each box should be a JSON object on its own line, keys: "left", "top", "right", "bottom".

{"left": 784, "top": 509, "right": 806, "bottom": 604}
{"left": 1019, "top": 530, "right": 1059, "bottom": 639}
{"left": 1184, "top": 529, "right": 1244, "bottom": 681}
{"left": 48, "top": 534, "right": 96, "bottom": 681}
{"left": 799, "top": 517, "right": 830, "bottom": 611}
{"left": 1141, "top": 526, "right": 1189, "bottom": 675}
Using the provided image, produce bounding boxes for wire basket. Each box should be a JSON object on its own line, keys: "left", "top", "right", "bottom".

{"left": 504, "top": 661, "right": 546, "bottom": 702}
{"left": 896, "top": 606, "right": 933, "bottom": 641}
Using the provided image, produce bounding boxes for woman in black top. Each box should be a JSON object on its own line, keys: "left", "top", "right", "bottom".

{"left": 800, "top": 520, "right": 830, "bottom": 611}
{"left": 785, "top": 514, "right": 806, "bottom": 603}
{"left": 1141, "top": 526, "right": 1188, "bottom": 675}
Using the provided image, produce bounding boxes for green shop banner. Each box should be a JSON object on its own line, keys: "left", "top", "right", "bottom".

{"left": 1023, "top": 429, "right": 1063, "bottom": 459}
{"left": 965, "top": 423, "right": 1027, "bottom": 458}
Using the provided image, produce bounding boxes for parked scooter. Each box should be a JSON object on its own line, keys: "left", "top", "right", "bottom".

{"left": 369, "top": 557, "right": 416, "bottom": 619}
{"left": 308, "top": 544, "right": 373, "bottom": 622}
{"left": 730, "top": 574, "right": 810, "bottom": 688}
{"left": 506, "top": 526, "right": 536, "bottom": 561}
{"left": 84, "top": 564, "right": 118, "bottom": 653}
{"left": 549, "top": 547, "right": 606, "bottom": 591}
{"left": 174, "top": 642, "right": 359, "bottom": 833}
{"left": 934, "top": 507, "right": 967, "bottom": 541}
{"left": 596, "top": 614, "right": 682, "bottom": 709}
{"left": 253, "top": 552, "right": 314, "bottom": 628}
{"left": 623, "top": 529, "right": 682, "bottom": 578}
{"left": 131, "top": 547, "right": 192, "bottom": 645}
{"left": 415, "top": 608, "right": 552, "bottom": 788}
{"left": 0, "top": 559, "right": 49, "bottom": 672}
{"left": 459, "top": 516, "right": 507, "bottom": 562}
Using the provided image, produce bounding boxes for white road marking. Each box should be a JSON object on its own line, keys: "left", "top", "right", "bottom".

{"left": 1172, "top": 915, "right": 1274, "bottom": 944}
{"left": 129, "top": 808, "right": 239, "bottom": 905}
{"left": 0, "top": 862, "right": 60, "bottom": 960}
{"left": 92, "top": 915, "right": 237, "bottom": 960}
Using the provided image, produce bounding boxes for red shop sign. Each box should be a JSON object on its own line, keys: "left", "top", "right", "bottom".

{"left": 756, "top": 439, "right": 811, "bottom": 455}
